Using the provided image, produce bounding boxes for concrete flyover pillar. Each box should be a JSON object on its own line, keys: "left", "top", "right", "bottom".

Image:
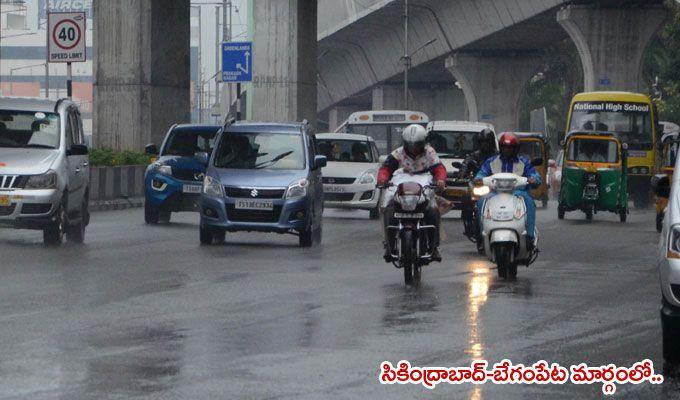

{"left": 445, "top": 53, "right": 542, "bottom": 132}
{"left": 557, "top": 4, "right": 668, "bottom": 92}
{"left": 93, "top": 0, "right": 190, "bottom": 151}
{"left": 251, "top": 0, "right": 317, "bottom": 126}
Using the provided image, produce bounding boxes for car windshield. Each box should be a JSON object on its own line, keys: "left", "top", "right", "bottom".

{"left": 214, "top": 131, "right": 305, "bottom": 170}
{"left": 0, "top": 110, "right": 60, "bottom": 149}
{"left": 519, "top": 140, "right": 542, "bottom": 160}
{"left": 427, "top": 130, "right": 477, "bottom": 158}
{"left": 316, "top": 139, "right": 374, "bottom": 163}
{"left": 567, "top": 138, "right": 619, "bottom": 163}
{"left": 569, "top": 101, "right": 653, "bottom": 150}
{"left": 162, "top": 128, "right": 219, "bottom": 157}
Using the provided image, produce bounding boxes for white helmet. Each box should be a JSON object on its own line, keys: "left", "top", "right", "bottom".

{"left": 402, "top": 124, "right": 428, "bottom": 156}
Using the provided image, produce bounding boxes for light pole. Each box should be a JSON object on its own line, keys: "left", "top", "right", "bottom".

{"left": 403, "top": 0, "right": 409, "bottom": 109}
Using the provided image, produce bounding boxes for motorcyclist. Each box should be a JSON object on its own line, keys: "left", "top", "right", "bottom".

{"left": 474, "top": 132, "right": 541, "bottom": 251}
{"left": 459, "top": 128, "right": 497, "bottom": 178}
{"left": 377, "top": 124, "right": 447, "bottom": 262}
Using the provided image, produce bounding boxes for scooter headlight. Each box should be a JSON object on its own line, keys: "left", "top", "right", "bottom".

{"left": 473, "top": 185, "right": 490, "bottom": 197}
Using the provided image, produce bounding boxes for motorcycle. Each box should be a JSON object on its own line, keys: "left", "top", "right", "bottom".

{"left": 478, "top": 173, "right": 539, "bottom": 280}
{"left": 452, "top": 159, "right": 485, "bottom": 254}
{"left": 381, "top": 172, "right": 438, "bottom": 286}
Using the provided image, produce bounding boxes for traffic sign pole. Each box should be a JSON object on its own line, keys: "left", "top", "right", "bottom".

{"left": 66, "top": 62, "right": 72, "bottom": 98}
{"left": 236, "top": 82, "right": 241, "bottom": 121}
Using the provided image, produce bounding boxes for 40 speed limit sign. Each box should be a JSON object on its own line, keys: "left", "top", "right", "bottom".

{"left": 48, "top": 12, "right": 86, "bottom": 63}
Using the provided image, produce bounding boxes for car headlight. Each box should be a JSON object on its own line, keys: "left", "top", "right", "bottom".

{"left": 358, "top": 170, "right": 376, "bottom": 185}
{"left": 472, "top": 185, "right": 490, "bottom": 197}
{"left": 286, "top": 178, "right": 308, "bottom": 199}
{"left": 25, "top": 170, "right": 57, "bottom": 189}
{"left": 668, "top": 225, "right": 680, "bottom": 259}
{"left": 203, "top": 175, "right": 223, "bottom": 197}
{"left": 150, "top": 162, "right": 172, "bottom": 176}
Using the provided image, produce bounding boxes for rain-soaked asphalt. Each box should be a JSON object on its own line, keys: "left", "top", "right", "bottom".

{"left": 0, "top": 203, "right": 676, "bottom": 399}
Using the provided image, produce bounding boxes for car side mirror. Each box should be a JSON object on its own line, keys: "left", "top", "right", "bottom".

{"left": 145, "top": 143, "right": 158, "bottom": 155}
{"left": 452, "top": 161, "right": 463, "bottom": 169}
{"left": 313, "top": 155, "right": 327, "bottom": 170}
{"left": 652, "top": 175, "right": 671, "bottom": 198}
{"left": 194, "top": 151, "right": 209, "bottom": 165}
{"left": 378, "top": 155, "right": 387, "bottom": 163}
{"left": 67, "top": 144, "right": 88, "bottom": 156}
{"left": 531, "top": 158, "right": 543, "bottom": 167}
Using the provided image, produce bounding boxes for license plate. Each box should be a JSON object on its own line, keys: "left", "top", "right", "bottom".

{"left": 394, "top": 212, "right": 424, "bottom": 219}
{"left": 324, "top": 185, "right": 345, "bottom": 193}
{"left": 235, "top": 199, "right": 274, "bottom": 210}
{"left": 0, "top": 195, "right": 9, "bottom": 207}
{"left": 183, "top": 185, "right": 202, "bottom": 194}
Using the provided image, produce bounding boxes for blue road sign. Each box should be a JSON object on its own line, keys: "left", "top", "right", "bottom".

{"left": 222, "top": 42, "right": 252, "bottom": 83}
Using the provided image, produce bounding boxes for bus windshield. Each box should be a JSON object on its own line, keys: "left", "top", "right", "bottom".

{"left": 346, "top": 123, "right": 413, "bottom": 154}
{"left": 569, "top": 101, "right": 653, "bottom": 150}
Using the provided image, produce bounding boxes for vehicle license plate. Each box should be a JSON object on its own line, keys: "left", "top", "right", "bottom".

{"left": 394, "top": 212, "right": 424, "bottom": 219}
{"left": 324, "top": 185, "right": 345, "bottom": 193}
{"left": 0, "top": 195, "right": 9, "bottom": 207}
{"left": 235, "top": 199, "right": 274, "bottom": 210}
{"left": 183, "top": 185, "right": 202, "bottom": 194}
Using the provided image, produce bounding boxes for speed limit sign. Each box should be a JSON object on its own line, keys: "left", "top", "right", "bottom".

{"left": 47, "top": 12, "right": 86, "bottom": 63}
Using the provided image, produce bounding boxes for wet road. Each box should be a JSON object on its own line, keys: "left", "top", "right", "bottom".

{"left": 0, "top": 204, "right": 675, "bottom": 399}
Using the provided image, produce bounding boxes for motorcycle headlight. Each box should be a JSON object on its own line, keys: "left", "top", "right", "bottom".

{"left": 358, "top": 170, "right": 376, "bottom": 185}
{"left": 286, "top": 178, "right": 308, "bottom": 199}
{"left": 473, "top": 185, "right": 490, "bottom": 197}
{"left": 203, "top": 175, "right": 223, "bottom": 197}
{"left": 397, "top": 194, "right": 420, "bottom": 211}
{"left": 25, "top": 170, "right": 57, "bottom": 189}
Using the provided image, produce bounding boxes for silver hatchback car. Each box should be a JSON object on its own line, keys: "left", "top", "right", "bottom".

{"left": 0, "top": 97, "right": 90, "bottom": 245}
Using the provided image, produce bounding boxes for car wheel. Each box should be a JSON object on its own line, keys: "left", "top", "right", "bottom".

{"left": 663, "top": 310, "right": 680, "bottom": 364}
{"left": 159, "top": 209, "right": 171, "bottom": 223}
{"left": 200, "top": 225, "right": 219, "bottom": 245}
{"left": 299, "top": 228, "right": 313, "bottom": 247}
{"left": 66, "top": 196, "right": 87, "bottom": 244}
{"left": 43, "top": 202, "right": 66, "bottom": 246}
{"left": 144, "top": 200, "right": 160, "bottom": 224}
{"left": 369, "top": 206, "right": 380, "bottom": 220}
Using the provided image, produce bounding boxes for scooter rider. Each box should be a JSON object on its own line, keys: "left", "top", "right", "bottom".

{"left": 377, "top": 124, "right": 447, "bottom": 262}
{"left": 459, "top": 128, "right": 498, "bottom": 178}
{"left": 474, "top": 132, "right": 541, "bottom": 250}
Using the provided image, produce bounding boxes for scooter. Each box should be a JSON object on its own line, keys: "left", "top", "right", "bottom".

{"left": 478, "top": 173, "right": 539, "bottom": 280}
{"left": 382, "top": 172, "right": 438, "bottom": 286}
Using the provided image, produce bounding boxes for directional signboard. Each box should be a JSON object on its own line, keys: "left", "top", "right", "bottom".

{"left": 47, "top": 12, "right": 86, "bottom": 63}
{"left": 222, "top": 42, "right": 252, "bottom": 83}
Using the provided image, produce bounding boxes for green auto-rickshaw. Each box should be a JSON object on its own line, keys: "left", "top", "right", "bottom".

{"left": 558, "top": 131, "right": 628, "bottom": 222}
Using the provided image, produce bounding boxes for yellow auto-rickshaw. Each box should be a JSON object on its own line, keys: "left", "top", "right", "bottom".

{"left": 653, "top": 127, "right": 680, "bottom": 232}
{"left": 512, "top": 132, "right": 550, "bottom": 208}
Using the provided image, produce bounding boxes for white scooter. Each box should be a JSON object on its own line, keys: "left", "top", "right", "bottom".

{"left": 477, "top": 173, "right": 539, "bottom": 280}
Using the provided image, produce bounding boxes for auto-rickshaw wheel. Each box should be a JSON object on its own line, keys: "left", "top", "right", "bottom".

{"left": 558, "top": 205, "right": 565, "bottom": 220}
{"left": 620, "top": 209, "right": 628, "bottom": 223}
{"left": 585, "top": 208, "right": 593, "bottom": 222}
{"left": 657, "top": 213, "right": 664, "bottom": 231}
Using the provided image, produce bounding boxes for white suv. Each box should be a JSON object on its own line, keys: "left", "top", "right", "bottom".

{"left": 0, "top": 97, "right": 90, "bottom": 245}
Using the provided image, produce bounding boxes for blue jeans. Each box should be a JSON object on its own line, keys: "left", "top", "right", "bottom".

{"left": 477, "top": 189, "right": 536, "bottom": 238}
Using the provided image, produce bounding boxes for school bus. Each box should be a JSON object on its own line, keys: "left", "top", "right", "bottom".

{"left": 565, "top": 92, "right": 660, "bottom": 208}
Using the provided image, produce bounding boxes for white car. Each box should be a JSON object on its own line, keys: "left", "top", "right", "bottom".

{"left": 656, "top": 163, "right": 680, "bottom": 362}
{"left": 316, "top": 133, "right": 381, "bottom": 219}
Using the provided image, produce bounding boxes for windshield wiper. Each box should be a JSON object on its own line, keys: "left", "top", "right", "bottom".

{"left": 255, "top": 151, "right": 294, "bottom": 169}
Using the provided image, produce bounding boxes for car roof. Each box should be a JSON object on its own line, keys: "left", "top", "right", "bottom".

{"left": 0, "top": 96, "right": 68, "bottom": 113}
{"left": 316, "top": 133, "right": 374, "bottom": 141}
{"left": 224, "top": 121, "right": 305, "bottom": 134}
{"left": 427, "top": 120, "right": 496, "bottom": 132}
{"left": 172, "top": 124, "right": 221, "bottom": 133}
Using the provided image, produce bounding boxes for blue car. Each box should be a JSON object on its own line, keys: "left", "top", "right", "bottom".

{"left": 200, "top": 121, "right": 327, "bottom": 247}
{"left": 144, "top": 124, "right": 220, "bottom": 224}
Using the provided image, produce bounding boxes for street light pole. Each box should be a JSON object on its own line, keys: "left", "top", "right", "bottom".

{"left": 403, "top": 0, "right": 409, "bottom": 109}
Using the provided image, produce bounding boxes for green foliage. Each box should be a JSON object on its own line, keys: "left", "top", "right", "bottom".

{"left": 89, "top": 148, "right": 152, "bottom": 166}
{"left": 644, "top": 1, "right": 680, "bottom": 124}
